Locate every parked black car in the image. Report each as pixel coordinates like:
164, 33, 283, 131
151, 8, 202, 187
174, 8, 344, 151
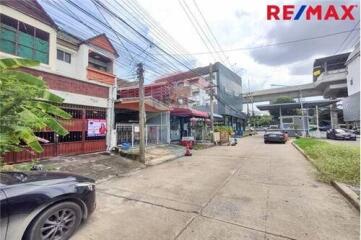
0, 171, 96, 240
326, 128, 357, 141
264, 131, 288, 144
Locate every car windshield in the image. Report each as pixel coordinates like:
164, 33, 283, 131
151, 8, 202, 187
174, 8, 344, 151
335, 129, 346, 133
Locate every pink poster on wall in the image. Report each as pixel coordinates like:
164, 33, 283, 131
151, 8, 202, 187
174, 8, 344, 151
87, 119, 107, 137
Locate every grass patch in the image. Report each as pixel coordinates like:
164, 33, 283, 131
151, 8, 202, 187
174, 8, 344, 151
294, 138, 360, 185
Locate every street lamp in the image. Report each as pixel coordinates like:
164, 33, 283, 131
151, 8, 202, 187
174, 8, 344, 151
270, 84, 307, 136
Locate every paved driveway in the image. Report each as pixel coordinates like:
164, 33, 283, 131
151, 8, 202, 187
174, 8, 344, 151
72, 135, 359, 240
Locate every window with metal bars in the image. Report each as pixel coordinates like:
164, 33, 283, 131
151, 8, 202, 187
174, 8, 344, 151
86, 110, 106, 119
58, 131, 82, 142
85, 132, 106, 140
62, 108, 82, 119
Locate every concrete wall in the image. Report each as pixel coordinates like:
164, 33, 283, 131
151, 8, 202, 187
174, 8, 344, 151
346, 50, 360, 96
343, 92, 360, 122
55, 44, 89, 80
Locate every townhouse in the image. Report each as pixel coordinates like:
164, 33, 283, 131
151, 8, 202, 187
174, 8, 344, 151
0, 0, 118, 163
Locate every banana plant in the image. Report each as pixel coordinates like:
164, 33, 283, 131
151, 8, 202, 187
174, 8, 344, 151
0, 58, 71, 155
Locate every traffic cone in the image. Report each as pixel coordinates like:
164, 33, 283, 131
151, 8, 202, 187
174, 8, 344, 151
184, 145, 192, 156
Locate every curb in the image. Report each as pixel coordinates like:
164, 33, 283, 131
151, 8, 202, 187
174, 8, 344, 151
291, 141, 320, 171
332, 181, 360, 211
292, 141, 360, 211
145, 152, 185, 166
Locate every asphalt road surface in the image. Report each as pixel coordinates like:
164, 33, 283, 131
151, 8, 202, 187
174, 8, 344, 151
73, 135, 359, 240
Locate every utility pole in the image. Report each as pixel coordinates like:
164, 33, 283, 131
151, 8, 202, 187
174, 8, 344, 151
137, 63, 145, 163
209, 63, 214, 133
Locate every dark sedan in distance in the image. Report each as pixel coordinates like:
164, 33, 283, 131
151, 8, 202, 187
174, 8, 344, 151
264, 131, 288, 144
326, 128, 357, 141
0, 171, 96, 240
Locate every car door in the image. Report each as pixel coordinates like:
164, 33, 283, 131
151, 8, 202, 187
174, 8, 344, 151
0, 189, 8, 240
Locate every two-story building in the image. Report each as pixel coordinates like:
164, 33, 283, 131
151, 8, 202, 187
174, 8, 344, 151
0, 0, 118, 163
156, 62, 247, 135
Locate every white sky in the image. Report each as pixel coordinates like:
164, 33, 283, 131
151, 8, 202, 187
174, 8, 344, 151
137, 0, 360, 94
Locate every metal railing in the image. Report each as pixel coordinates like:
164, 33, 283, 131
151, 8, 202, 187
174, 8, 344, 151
116, 123, 168, 147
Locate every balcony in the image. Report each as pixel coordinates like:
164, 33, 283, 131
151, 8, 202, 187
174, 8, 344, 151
87, 67, 116, 85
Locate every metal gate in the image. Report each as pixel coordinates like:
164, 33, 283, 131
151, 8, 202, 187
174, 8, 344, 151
116, 123, 168, 147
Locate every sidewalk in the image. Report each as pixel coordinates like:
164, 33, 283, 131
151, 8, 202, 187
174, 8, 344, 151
39, 153, 145, 182
26, 144, 186, 181
119, 144, 185, 166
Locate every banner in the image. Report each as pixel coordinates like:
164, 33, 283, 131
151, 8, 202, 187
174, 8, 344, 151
87, 119, 107, 137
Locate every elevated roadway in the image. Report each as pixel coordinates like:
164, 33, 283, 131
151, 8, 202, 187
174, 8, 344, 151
243, 69, 348, 103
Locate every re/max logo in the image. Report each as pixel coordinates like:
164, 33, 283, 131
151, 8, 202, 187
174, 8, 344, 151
267, 5, 357, 20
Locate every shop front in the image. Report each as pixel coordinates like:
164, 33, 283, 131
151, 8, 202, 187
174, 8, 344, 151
170, 106, 210, 142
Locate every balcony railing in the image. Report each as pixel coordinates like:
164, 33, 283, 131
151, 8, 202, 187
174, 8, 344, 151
87, 67, 116, 85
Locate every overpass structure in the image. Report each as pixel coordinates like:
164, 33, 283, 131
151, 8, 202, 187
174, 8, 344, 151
242, 69, 348, 104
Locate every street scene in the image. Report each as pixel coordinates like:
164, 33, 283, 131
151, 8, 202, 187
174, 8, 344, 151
72, 136, 359, 240
0, 0, 360, 240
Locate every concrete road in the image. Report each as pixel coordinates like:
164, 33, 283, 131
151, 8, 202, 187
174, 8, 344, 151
73, 136, 359, 240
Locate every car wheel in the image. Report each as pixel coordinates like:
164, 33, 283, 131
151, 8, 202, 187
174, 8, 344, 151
26, 201, 82, 240
264, 140, 268, 144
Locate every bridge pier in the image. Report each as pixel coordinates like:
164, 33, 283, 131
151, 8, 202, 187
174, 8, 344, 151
330, 102, 338, 128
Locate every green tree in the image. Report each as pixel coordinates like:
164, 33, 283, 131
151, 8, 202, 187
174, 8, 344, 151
248, 115, 272, 127
269, 96, 299, 119
0, 58, 71, 156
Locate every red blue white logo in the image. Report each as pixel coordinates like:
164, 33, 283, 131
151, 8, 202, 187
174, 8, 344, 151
267, 4, 358, 20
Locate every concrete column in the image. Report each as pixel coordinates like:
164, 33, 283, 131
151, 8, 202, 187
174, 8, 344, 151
315, 105, 321, 138
106, 85, 116, 151
330, 103, 338, 128
279, 107, 283, 130
167, 112, 171, 144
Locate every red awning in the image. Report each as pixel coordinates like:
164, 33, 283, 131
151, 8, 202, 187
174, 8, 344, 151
171, 107, 209, 118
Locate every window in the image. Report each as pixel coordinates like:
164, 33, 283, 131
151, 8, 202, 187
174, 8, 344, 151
62, 108, 82, 119
0, 14, 49, 64
88, 54, 110, 72
57, 49, 71, 63
58, 131, 82, 142
86, 110, 106, 119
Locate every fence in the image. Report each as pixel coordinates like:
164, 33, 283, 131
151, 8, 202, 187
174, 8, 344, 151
116, 123, 169, 147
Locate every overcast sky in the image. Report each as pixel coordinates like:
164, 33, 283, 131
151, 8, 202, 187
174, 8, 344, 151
136, 0, 360, 91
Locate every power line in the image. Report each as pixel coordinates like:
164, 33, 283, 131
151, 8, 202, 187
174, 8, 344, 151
192, 0, 229, 65
52, 0, 183, 76
43, 0, 244, 114
151, 28, 360, 56
334, 21, 360, 54
117, 0, 195, 68
178, 0, 217, 62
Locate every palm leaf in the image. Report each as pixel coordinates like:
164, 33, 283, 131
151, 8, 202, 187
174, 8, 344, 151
36, 102, 72, 119
14, 126, 43, 153
2, 70, 45, 87
0, 58, 39, 71
39, 90, 64, 103
43, 118, 69, 136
